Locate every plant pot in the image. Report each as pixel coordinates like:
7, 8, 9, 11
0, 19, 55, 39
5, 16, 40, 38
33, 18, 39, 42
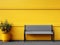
1, 32, 11, 42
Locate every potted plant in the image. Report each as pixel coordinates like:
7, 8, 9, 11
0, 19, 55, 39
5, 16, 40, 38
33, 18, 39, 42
0, 21, 12, 42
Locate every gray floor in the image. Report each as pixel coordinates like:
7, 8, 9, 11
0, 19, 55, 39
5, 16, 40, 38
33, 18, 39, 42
0, 41, 60, 45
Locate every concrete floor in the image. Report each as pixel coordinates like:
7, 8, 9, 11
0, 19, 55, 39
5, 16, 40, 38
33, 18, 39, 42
0, 41, 60, 45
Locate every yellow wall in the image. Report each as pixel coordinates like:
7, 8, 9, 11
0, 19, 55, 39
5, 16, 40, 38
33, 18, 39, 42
26, 34, 51, 40
0, 0, 60, 40
0, 0, 60, 9
0, 10, 60, 40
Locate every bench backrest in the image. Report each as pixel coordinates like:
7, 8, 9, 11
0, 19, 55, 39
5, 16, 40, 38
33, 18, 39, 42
25, 25, 52, 31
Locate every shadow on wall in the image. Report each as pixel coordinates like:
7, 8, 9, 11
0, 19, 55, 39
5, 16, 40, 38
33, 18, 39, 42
26, 34, 51, 40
